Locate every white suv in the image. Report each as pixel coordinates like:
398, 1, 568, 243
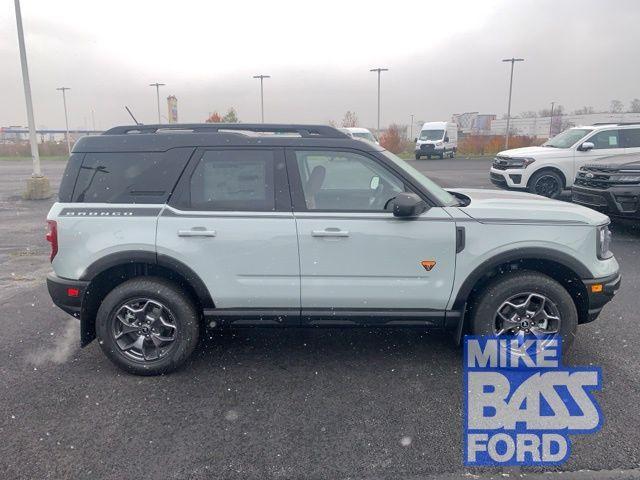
490, 123, 640, 198
46, 123, 620, 375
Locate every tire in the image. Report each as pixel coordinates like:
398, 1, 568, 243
528, 170, 564, 199
439, 152, 445, 159
415, 153, 421, 160
426, 154, 432, 160
450, 150, 456, 159
469, 270, 577, 352
96, 277, 200, 375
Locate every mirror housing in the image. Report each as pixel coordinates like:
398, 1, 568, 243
414, 137, 418, 143
444, 136, 450, 142
391, 192, 428, 218
579, 141, 594, 151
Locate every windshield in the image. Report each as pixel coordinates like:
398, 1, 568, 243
543, 128, 592, 148
381, 150, 458, 206
419, 129, 445, 141
352, 131, 376, 142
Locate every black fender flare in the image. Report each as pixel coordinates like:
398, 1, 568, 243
80, 250, 214, 308
451, 247, 592, 312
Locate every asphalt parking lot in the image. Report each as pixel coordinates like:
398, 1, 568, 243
1, 157, 639, 479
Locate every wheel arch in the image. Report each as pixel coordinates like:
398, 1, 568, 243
79, 251, 214, 346
451, 248, 591, 336
527, 166, 567, 190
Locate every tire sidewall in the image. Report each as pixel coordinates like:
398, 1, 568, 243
96, 278, 199, 375
529, 170, 563, 199
470, 271, 577, 351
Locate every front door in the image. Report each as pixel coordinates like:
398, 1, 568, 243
576, 129, 624, 175
156, 147, 300, 324
287, 148, 457, 326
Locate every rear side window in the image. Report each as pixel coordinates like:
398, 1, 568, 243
621, 128, 640, 148
72, 148, 192, 203
188, 149, 275, 211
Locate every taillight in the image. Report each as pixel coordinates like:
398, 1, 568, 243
46, 220, 58, 262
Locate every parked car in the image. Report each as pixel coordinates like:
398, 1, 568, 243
47, 123, 620, 375
490, 123, 640, 198
339, 127, 379, 144
572, 153, 640, 219
414, 121, 458, 159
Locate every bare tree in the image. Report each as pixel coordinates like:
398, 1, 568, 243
573, 106, 595, 115
610, 100, 624, 113
520, 111, 538, 118
629, 99, 640, 113
341, 111, 359, 128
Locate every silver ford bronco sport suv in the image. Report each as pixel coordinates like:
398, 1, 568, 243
46, 124, 621, 375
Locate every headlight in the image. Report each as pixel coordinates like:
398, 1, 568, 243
508, 157, 536, 168
597, 224, 613, 260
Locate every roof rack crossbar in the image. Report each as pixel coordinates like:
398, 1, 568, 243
103, 123, 349, 138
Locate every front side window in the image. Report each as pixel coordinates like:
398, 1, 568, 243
352, 132, 376, 143
295, 150, 405, 211
543, 128, 592, 148
587, 130, 620, 149
419, 129, 444, 141
189, 150, 275, 211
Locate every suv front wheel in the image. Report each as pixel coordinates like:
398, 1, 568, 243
528, 170, 564, 198
96, 277, 200, 375
470, 270, 577, 352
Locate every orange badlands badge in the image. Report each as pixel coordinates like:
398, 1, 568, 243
421, 260, 436, 271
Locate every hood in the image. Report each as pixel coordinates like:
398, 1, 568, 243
497, 146, 565, 158
448, 188, 609, 226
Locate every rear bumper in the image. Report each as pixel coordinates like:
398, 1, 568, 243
47, 273, 88, 318
572, 184, 640, 218
581, 272, 621, 323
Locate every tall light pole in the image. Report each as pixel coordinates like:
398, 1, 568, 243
548, 101, 556, 138
56, 87, 71, 154
253, 74, 270, 123
502, 57, 524, 149
370, 67, 388, 134
410, 114, 415, 140
13, 0, 50, 198
149, 82, 165, 124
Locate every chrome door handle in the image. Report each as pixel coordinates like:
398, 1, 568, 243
311, 228, 350, 238
178, 228, 217, 237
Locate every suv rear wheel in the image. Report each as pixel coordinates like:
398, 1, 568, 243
528, 170, 563, 198
96, 277, 200, 375
470, 270, 577, 352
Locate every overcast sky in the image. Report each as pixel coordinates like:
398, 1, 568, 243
1, 0, 639, 130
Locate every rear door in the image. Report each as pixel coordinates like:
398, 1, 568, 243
287, 148, 457, 326
621, 128, 640, 154
156, 147, 300, 324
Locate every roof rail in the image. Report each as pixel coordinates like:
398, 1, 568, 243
591, 122, 640, 126
102, 123, 349, 138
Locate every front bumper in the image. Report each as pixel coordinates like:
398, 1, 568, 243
47, 273, 88, 318
489, 167, 526, 188
581, 272, 621, 323
572, 184, 640, 218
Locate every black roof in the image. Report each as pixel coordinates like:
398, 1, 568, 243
74, 123, 383, 153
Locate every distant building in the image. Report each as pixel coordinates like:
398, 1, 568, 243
452, 113, 497, 135
453, 112, 640, 139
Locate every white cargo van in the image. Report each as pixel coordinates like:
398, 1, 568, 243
415, 121, 458, 159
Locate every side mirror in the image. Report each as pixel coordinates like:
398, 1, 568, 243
579, 141, 594, 151
369, 175, 380, 190
391, 192, 428, 218
444, 136, 450, 142
414, 137, 418, 143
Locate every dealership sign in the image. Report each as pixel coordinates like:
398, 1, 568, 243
463, 336, 602, 466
